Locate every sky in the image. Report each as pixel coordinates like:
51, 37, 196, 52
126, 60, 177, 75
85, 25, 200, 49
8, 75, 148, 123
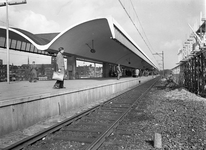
0, 0, 205, 69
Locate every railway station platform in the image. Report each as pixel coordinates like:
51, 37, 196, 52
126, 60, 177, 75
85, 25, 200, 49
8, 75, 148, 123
0, 76, 155, 137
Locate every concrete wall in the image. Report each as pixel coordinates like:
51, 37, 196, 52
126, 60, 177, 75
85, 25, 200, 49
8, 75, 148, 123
0, 77, 149, 137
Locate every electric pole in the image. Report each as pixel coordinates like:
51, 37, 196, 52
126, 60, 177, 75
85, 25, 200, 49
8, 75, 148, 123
0, 0, 26, 83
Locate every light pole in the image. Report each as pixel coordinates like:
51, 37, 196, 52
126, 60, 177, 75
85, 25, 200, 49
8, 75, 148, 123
153, 51, 164, 77
0, 0, 26, 83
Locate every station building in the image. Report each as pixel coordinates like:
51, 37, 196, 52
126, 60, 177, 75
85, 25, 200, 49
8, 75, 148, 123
0, 17, 158, 137
0, 17, 158, 79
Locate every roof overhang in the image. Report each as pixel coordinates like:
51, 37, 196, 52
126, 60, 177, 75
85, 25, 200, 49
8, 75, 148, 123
0, 17, 157, 69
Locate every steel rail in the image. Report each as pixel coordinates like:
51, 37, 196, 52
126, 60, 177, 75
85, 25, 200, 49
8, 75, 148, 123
3, 77, 159, 150
86, 78, 158, 150
3, 104, 100, 150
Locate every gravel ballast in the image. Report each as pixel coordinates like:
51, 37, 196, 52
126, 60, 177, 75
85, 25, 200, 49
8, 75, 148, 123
99, 79, 206, 150
1, 78, 206, 149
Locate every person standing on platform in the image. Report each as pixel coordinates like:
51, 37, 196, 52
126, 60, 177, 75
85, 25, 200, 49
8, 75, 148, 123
53, 47, 66, 89
116, 64, 122, 80
29, 61, 37, 82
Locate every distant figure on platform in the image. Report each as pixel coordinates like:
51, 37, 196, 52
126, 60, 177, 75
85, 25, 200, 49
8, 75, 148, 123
133, 69, 139, 78
29, 61, 37, 82
116, 64, 122, 80
53, 47, 65, 89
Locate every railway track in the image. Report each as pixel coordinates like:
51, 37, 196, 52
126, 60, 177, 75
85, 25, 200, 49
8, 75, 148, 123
3, 77, 158, 150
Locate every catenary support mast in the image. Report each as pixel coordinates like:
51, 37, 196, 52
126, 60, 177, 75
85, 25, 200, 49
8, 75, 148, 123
0, 0, 26, 83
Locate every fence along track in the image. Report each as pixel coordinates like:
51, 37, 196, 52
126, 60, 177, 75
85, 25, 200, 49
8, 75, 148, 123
3, 77, 159, 150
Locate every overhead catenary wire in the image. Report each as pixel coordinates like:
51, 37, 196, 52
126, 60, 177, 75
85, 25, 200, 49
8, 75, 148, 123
129, 0, 160, 68
118, 0, 160, 68
129, 0, 155, 55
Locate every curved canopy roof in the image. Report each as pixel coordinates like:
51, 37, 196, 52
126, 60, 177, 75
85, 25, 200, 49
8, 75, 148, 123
0, 17, 157, 69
